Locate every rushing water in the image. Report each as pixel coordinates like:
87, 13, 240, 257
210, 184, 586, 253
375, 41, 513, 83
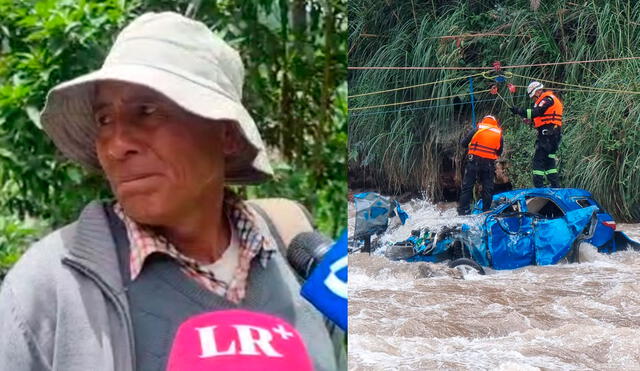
348, 199, 640, 370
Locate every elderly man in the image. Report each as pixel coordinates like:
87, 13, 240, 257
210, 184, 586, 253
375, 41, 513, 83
0, 12, 344, 371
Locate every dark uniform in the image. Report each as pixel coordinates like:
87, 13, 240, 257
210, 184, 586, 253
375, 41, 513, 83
457, 115, 504, 215
512, 90, 563, 188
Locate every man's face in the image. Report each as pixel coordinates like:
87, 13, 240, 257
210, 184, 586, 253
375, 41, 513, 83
94, 81, 238, 225
532, 89, 542, 100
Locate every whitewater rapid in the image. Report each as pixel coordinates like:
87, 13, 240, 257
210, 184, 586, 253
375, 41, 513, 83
348, 199, 640, 370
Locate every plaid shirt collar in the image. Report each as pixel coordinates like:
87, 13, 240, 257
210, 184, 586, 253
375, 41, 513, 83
113, 189, 275, 304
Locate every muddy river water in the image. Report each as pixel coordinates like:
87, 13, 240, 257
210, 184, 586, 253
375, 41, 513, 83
348, 199, 640, 370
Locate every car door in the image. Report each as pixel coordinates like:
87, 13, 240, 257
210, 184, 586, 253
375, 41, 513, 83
532, 206, 598, 265
480, 199, 536, 270
484, 211, 536, 269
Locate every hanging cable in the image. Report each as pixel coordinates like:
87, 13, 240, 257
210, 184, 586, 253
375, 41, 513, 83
469, 77, 476, 128
510, 72, 640, 95
350, 89, 492, 111
348, 72, 483, 98
348, 56, 640, 71
349, 94, 531, 117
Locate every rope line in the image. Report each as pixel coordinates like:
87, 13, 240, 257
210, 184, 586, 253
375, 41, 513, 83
348, 57, 640, 114
481, 71, 513, 80
490, 90, 498, 112
349, 66, 492, 71
510, 72, 640, 95
350, 89, 492, 111
348, 56, 640, 71
348, 72, 483, 98
469, 77, 476, 129
349, 94, 531, 117
495, 90, 510, 106
349, 69, 638, 100
503, 56, 640, 69
510, 84, 638, 95
425, 32, 527, 39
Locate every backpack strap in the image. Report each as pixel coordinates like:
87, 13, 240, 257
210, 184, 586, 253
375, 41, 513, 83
246, 198, 316, 257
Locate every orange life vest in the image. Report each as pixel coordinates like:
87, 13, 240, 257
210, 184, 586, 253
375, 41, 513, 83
533, 90, 563, 128
468, 115, 502, 160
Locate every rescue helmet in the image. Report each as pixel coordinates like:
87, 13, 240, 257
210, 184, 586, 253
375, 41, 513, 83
481, 114, 500, 127
527, 81, 544, 98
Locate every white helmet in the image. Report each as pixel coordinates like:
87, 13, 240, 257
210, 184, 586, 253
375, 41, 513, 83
527, 81, 544, 98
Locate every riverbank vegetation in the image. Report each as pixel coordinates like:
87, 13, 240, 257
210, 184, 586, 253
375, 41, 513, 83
349, 0, 640, 221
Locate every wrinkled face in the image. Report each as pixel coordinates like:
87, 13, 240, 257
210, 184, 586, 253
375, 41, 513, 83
93, 81, 239, 225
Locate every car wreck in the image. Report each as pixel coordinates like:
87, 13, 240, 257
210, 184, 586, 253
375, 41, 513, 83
353, 189, 640, 274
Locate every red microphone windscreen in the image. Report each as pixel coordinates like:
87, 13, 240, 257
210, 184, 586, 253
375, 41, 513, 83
166, 310, 313, 371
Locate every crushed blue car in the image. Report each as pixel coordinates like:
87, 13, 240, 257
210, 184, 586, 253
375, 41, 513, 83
379, 188, 640, 273
352, 192, 408, 252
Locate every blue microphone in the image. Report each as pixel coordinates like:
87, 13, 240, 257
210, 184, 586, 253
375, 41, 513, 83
287, 231, 347, 331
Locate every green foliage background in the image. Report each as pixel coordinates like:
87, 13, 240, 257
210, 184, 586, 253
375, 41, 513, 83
0, 0, 347, 277
349, 0, 640, 221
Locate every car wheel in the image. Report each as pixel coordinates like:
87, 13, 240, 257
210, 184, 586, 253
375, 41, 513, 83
448, 258, 486, 275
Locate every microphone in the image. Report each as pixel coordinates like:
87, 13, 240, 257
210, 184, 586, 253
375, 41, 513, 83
287, 231, 348, 331
287, 232, 334, 279
166, 310, 313, 371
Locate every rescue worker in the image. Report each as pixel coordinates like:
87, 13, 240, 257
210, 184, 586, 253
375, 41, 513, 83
510, 81, 563, 188
457, 115, 504, 215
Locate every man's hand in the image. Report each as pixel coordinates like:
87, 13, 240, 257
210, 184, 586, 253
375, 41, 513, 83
510, 106, 524, 116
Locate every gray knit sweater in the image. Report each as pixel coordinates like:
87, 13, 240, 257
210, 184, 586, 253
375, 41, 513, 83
0, 201, 345, 371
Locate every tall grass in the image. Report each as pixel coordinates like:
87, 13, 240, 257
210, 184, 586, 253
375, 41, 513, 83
349, 0, 640, 221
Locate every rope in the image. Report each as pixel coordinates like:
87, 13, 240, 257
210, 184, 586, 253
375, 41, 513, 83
554, 87, 639, 94
348, 72, 483, 98
490, 91, 498, 113
502, 56, 640, 69
350, 89, 492, 111
348, 56, 640, 71
349, 66, 493, 71
495, 90, 510, 106
469, 77, 476, 129
349, 94, 531, 117
510, 72, 640, 95
511, 84, 637, 95
481, 71, 513, 80
425, 32, 527, 40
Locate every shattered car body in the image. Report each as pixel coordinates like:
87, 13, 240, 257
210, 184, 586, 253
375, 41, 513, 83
352, 192, 409, 252
384, 188, 640, 271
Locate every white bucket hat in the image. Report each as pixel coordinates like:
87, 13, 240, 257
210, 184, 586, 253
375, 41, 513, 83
40, 11, 273, 184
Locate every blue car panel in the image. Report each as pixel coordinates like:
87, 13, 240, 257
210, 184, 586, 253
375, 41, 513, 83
533, 206, 596, 265
474, 188, 622, 252
485, 214, 535, 269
